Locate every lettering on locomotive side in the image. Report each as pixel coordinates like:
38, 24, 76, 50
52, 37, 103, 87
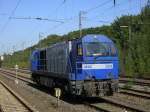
82, 64, 113, 69
105, 64, 113, 69
83, 64, 92, 69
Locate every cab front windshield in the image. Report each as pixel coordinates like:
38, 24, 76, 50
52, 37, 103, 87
84, 42, 110, 57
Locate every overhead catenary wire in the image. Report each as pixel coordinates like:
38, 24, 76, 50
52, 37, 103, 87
44, 18, 74, 35
9, 17, 65, 23
1, 0, 145, 55
0, 13, 7, 16
51, 0, 67, 19
44, 0, 115, 36
0, 0, 109, 54
85, 19, 112, 24
56, 0, 67, 10
45, 0, 113, 31
74, 0, 114, 37
86, 0, 126, 23
25, 0, 68, 42
0, 0, 22, 33
21, 0, 114, 39
85, 0, 111, 14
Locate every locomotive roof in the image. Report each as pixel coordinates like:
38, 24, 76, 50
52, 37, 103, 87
33, 34, 113, 53
81, 34, 113, 43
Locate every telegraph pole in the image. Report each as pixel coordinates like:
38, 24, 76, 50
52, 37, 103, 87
79, 11, 86, 38
39, 32, 44, 48
12, 45, 16, 66
79, 11, 82, 37
21, 42, 25, 64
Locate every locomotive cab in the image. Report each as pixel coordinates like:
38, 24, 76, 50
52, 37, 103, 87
70, 35, 119, 97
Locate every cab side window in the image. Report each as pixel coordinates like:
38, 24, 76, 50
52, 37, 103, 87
77, 44, 83, 56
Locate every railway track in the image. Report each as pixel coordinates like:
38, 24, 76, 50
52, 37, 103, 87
0, 79, 37, 112
1, 68, 150, 112
84, 100, 132, 112
1, 68, 150, 98
0, 69, 99, 112
5, 67, 150, 87
120, 86, 150, 98
119, 78, 150, 86
4, 68, 31, 74
84, 94, 150, 112
0, 69, 33, 84
121, 75, 150, 80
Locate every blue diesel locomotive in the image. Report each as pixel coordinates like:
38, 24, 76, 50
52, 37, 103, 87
31, 34, 119, 97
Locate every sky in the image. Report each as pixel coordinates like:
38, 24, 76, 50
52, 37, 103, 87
0, 0, 148, 55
